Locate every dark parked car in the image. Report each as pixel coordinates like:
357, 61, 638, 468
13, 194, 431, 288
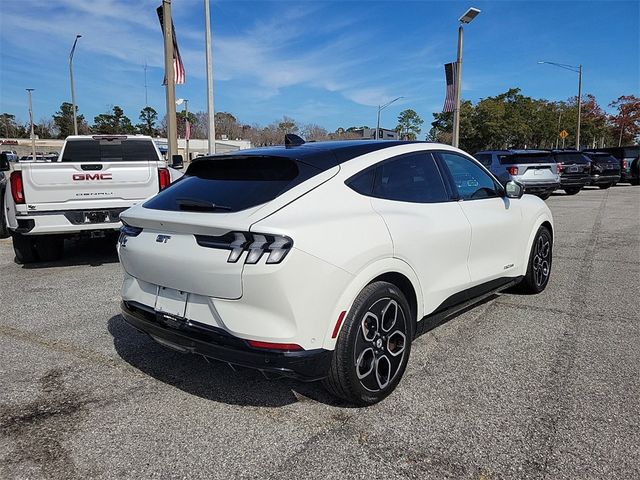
474, 150, 560, 199
583, 152, 621, 189
551, 150, 591, 195
584, 146, 639, 185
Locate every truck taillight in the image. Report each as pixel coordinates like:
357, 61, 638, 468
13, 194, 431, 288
10, 171, 25, 204
556, 163, 564, 173
622, 160, 628, 169
507, 166, 518, 176
158, 168, 170, 191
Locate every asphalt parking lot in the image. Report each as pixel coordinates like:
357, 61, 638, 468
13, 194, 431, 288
1, 185, 639, 480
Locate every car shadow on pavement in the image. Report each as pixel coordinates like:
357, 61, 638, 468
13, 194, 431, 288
21, 237, 119, 269
107, 314, 351, 408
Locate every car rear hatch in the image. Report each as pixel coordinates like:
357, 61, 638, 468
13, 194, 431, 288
22, 136, 160, 207
586, 154, 621, 174
499, 152, 558, 182
554, 152, 590, 175
119, 154, 337, 300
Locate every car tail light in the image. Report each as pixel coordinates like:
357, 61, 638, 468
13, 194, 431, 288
158, 168, 170, 191
622, 160, 628, 170
10, 171, 25, 204
120, 222, 143, 237
246, 340, 303, 351
556, 163, 564, 173
507, 166, 518, 176
195, 232, 293, 264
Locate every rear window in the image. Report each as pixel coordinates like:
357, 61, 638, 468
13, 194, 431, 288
498, 153, 554, 165
554, 153, 589, 164
143, 156, 319, 213
585, 153, 618, 163
61, 138, 159, 162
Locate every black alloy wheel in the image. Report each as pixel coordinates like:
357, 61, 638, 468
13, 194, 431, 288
323, 281, 413, 405
519, 226, 553, 294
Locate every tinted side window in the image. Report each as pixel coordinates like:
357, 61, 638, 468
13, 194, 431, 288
439, 153, 499, 200
347, 168, 375, 195
371, 152, 449, 203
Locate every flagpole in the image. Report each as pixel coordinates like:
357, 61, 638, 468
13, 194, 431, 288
162, 0, 178, 160
204, 0, 216, 154
185, 99, 189, 161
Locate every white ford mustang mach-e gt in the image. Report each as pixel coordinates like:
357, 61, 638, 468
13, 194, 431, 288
118, 139, 553, 405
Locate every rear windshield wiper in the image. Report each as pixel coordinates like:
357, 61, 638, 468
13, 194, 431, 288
176, 198, 232, 212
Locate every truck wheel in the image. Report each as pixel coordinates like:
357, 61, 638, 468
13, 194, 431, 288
34, 235, 64, 262
563, 187, 580, 195
12, 233, 38, 264
322, 281, 413, 406
599, 184, 612, 190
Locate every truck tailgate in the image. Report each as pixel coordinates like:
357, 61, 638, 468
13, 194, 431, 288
21, 161, 157, 207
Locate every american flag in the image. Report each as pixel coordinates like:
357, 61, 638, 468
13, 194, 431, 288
157, 6, 186, 85
443, 62, 457, 113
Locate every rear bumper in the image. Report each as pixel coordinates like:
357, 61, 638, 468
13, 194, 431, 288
121, 301, 332, 381
560, 174, 590, 188
590, 173, 621, 185
11, 208, 127, 235
520, 181, 559, 194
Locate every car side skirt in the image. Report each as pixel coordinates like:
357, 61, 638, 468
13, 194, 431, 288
415, 276, 523, 337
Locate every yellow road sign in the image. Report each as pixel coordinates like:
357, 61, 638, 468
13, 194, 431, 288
559, 130, 569, 139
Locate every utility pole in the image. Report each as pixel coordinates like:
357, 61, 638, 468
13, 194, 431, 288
184, 99, 189, 160
69, 34, 82, 135
576, 64, 582, 149
144, 60, 149, 108
162, 0, 178, 160
204, 0, 216, 153
26, 89, 36, 160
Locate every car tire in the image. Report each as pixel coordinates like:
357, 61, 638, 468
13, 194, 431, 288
518, 226, 552, 294
34, 235, 64, 262
323, 281, 413, 406
599, 184, 612, 189
12, 233, 38, 264
0, 197, 9, 239
537, 192, 552, 200
563, 187, 580, 195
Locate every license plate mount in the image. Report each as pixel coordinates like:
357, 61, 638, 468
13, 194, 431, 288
84, 210, 109, 223
155, 286, 188, 318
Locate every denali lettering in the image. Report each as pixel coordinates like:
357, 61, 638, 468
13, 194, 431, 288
72, 173, 113, 181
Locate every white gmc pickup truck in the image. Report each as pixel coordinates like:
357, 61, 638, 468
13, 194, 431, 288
0, 135, 180, 263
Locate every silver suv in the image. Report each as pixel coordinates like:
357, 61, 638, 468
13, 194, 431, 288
474, 150, 560, 199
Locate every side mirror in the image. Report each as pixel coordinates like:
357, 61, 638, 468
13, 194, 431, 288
0, 153, 10, 172
171, 154, 184, 170
505, 180, 524, 199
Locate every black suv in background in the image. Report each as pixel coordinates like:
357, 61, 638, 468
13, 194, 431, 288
584, 146, 639, 185
551, 150, 591, 195
583, 152, 621, 189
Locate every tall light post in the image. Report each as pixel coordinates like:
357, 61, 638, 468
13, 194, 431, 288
538, 61, 583, 149
376, 96, 403, 140
176, 98, 189, 160
204, 0, 216, 153
69, 34, 82, 136
452, 7, 480, 148
26, 89, 36, 161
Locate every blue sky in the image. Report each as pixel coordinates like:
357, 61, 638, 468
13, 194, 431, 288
0, 0, 638, 132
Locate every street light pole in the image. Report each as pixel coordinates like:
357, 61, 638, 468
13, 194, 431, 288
376, 96, 403, 140
26, 89, 36, 161
452, 7, 480, 148
69, 34, 81, 136
538, 61, 583, 149
204, 0, 216, 154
